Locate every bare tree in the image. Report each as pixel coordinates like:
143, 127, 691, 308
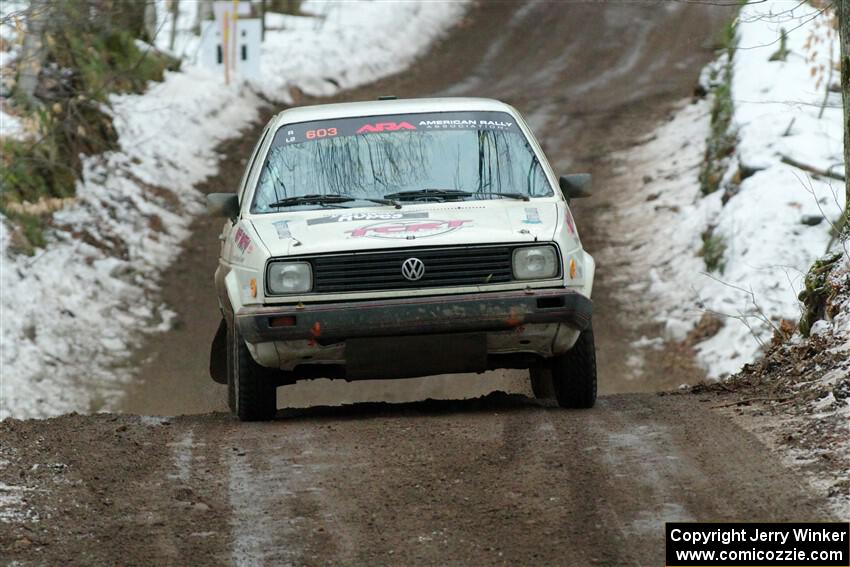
838, 0, 849, 234
169, 0, 180, 52
197, 0, 213, 24
16, 1, 46, 105
260, 0, 266, 41
143, 1, 158, 43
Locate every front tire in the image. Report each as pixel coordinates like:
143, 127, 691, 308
550, 326, 597, 409
228, 319, 277, 421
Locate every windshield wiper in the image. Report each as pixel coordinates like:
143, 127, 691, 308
269, 194, 401, 209
383, 189, 531, 203
482, 192, 530, 201
268, 194, 351, 208
359, 196, 402, 209
383, 189, 474, 202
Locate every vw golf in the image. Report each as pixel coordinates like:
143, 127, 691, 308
207, 97, 596, 420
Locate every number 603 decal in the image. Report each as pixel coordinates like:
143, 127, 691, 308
305, 127, 338, 139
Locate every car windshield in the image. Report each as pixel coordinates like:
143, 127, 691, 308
251, 111, 553, 213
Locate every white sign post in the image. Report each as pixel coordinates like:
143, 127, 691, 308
199, 1, 261, 83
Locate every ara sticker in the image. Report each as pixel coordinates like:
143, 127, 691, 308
523, 207, 542, 224
307, 211, 428, 226
347, 219, 471, 239
273, 220, 292, 239
356, 121, 416, 134
234, 227, 254, 254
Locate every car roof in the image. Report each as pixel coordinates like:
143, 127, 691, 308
271, 97, 517, 126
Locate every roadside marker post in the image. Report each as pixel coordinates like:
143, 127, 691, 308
200, 1, 261, 83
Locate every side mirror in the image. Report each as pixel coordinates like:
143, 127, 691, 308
207, 193, 240, 219
559, 174, 592, 200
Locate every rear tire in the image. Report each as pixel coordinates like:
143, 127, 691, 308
550, 326, 597, 409
529, 367, 555, 399
228, 319, 276, 421
226, 323, 236, 413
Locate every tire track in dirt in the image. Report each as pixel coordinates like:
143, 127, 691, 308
0, 397, 833, 565
206, 394, 830, 566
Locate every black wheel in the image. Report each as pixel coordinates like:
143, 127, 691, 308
228, 318, 277, 421
550, 327, 597, 409
529, 367, 555, 399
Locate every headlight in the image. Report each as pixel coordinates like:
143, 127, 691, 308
513, 246, 558, 280
266, 261, 312, 294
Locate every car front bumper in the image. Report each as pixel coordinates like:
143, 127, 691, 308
235, 288, 592, 344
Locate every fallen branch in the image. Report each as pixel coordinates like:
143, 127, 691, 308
781, 155, 846, 181
711, 395, 794, 409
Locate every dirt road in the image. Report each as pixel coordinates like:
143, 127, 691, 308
0, 394, 834, 566
1, 2, 838, 566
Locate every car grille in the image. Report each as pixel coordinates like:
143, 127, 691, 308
307, 245, 522, 294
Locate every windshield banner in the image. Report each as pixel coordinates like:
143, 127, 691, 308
274, 111, 521, 146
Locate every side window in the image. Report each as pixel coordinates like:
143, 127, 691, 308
237, 125, 272, 204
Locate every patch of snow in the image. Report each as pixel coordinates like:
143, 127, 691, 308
0, 70, 263, 420
625, 352, 645, 378
255, 1, 470, 101
1, 2, 470, 419
0, 108, 25, 138
0, 482, 38, 523
811, 391, 835, 412
631, 336, 665, 350
227, 444, 298, 566
0, 2, 27, 139
810, 319, 831, 336
610, 0, 846, 379
138, 415, 171, 427
167, 430, 196, 483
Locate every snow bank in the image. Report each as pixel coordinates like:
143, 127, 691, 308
0, 1, 469, 419
152, 0, 469, 100
256, 1, 467, 100
614, 0, 846, 378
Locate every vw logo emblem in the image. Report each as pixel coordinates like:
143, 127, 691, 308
401, 257, 425, 281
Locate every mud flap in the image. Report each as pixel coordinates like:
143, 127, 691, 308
210, 318, 228, 384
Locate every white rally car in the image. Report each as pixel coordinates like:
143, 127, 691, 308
208, 97, 596, 421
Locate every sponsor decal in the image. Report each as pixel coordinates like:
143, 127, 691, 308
347, 219, 471, 239
305, 127, 337, 139
273, 220, 292, 239
565, 208, 576, 235
356, 121, 416, 134
523, 207, 542, 224
418, 119, 514, 131
277, 111, 522, 145
307, 211, 428, 226
234, 227, 254, 255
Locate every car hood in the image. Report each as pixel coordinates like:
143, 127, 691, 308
249, 200, 561, 257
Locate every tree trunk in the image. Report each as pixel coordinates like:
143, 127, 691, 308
169, 0, 179, 51
261, 0, 266, 41
198, 0, 213, 23
16, 1, 46, 105
143, 1, 158, 43
839, 0, 849, 236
